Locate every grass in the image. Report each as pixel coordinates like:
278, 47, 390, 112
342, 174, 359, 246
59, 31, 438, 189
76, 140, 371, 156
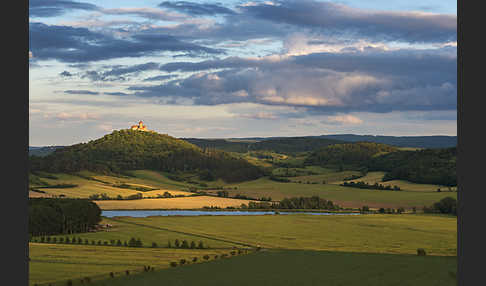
94, 196, 256, 210
332, 171, 458, 192
106, 214, 456, 256
37, 216, 239, 249
87, 249, 457, 286
224, 177, 456, 208
29, 243, 235, 286
29, 169, 456, 209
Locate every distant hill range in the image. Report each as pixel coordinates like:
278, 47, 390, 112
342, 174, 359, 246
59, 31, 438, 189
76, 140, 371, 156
185, 134, 456, 153
30, 134, 456, 157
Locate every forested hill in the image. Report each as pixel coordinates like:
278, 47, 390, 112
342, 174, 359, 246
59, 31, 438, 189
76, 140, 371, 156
305, 142, 398, 168
183, 137, 344, 154
317, 134, 456, 149
306, 142, 456, 186
29, 130, 264, 183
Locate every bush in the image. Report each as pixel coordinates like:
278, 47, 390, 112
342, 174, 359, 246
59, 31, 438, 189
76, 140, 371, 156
125, 270, 130, 275
117, 239, 122, 246
203, 255, 210, 260
181, 240, 189, 249
192, 257, 198, 262
417, 248, 426, 256
190, 241, 196, 249
67, 280, 73, 286
170, 262, 178, 267
198, 241, 204, 249
109, 272, 114, 278
179, 259, 186, 265
151, 242, 158, 248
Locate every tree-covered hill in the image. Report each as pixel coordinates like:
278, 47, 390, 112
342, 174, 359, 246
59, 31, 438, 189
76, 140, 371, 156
367, 147, 456, 186
306, 142, 456, 186
183, 137, 344, 154
305, 142, 398, 168
249, 137, 344, 154
29, 130, 264, 183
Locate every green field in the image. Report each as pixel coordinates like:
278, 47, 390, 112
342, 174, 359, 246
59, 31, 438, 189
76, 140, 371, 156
29, 243, 236, 286
222, 177, 456, 208
30, 213, 457, 285
88, 250, 457, 286
38, 217, 240, 249
30, 169, 457, 209
41, 214, 455, 256
333, 171, 458, 193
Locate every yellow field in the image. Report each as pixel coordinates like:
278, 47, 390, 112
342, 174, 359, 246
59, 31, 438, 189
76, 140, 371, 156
332, 171, 457, 192
28, 171, 193, 199
94, 196, 255, 210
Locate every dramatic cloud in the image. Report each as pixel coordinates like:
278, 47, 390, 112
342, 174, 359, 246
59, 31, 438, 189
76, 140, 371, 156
29, 22, 223, 63
29, 0, 100, 18
239, 0, 456, 43
125, 48, 456, 113
158, 1, 236, 15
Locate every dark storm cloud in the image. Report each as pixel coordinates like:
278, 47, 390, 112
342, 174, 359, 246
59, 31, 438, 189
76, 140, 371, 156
59, 71, 73, 77
239, 0, 456, 43
29, 22, 223, 63
64, 90, 100, 95
29, 0, 100, 18
158, 1, 236, 15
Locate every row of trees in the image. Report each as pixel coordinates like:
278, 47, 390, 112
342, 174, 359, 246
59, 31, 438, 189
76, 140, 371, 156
241, 196, 339, 210
423, 197, 457, 215
341, 181, 401, 191
29, 198, 101, 236
31, 236, 144, 247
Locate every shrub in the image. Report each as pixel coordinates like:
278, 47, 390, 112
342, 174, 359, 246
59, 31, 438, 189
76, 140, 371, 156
179, 259, 186, 265
67, 280, 73, 286
214, 255, 218, 259
190, 241, 196, 249
78, 238, 83, 244
192, 257, 198, 262
170, 262, 178, 267
109, 272, 114, 278
104, 241, 108, 246
181, 240, 189, 249
198, 241, 204, 249
40, 237, 45, 243
85, 239, 89, 245
417, 248, 426, 256
174, 239, 180, 248
65, 237, 70, 244
151, 242, 158, 248
203, 255, 210, 260
59, 237, 64, 243
52, 237, 57, 243
125, 270, 130, 275
84, 277, 91, 283
117, 239, 122, 246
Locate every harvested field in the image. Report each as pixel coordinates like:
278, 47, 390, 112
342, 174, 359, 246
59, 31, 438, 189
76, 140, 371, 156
95, 196, 255, 210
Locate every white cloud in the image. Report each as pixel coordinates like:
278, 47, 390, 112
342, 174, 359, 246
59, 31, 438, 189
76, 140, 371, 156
326, 114, 363, 125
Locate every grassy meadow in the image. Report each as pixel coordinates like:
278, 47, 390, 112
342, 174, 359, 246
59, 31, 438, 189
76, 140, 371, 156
106, 214, 456, 256
29, 243, 236, 286
87, 250, 457, 286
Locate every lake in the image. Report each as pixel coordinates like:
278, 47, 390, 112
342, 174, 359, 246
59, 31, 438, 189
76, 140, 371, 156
102, 210, 361, 217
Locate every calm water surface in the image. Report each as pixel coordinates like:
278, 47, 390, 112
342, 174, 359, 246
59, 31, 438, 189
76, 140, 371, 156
102, 210, 361, 217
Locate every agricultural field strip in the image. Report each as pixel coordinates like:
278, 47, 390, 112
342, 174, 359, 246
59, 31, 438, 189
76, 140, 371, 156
110, 218, 256, 248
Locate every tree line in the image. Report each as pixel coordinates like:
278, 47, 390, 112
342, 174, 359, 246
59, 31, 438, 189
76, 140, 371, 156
341, 181, 400, 191
241, 196, 339, 210
29, 198, 101, 236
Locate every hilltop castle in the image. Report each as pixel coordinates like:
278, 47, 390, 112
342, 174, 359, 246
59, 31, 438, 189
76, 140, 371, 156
130, 121, 149, 131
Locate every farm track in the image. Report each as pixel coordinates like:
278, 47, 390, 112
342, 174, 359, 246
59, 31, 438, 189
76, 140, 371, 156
109, 218, 257, 248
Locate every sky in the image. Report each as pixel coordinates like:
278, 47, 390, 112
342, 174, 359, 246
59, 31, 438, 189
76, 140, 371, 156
29, 0, 457, 146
